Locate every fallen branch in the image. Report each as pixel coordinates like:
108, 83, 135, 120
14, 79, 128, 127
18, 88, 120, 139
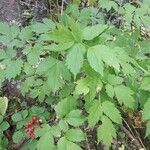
120, 125, 143, 149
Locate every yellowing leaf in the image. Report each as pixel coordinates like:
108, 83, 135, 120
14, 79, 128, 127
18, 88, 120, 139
0, 97, 8, 116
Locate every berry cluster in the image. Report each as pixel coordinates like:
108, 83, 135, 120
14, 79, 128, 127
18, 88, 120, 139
25, 117, 41, 139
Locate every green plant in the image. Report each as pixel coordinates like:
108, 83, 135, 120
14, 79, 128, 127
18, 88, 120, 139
0, 1, 150, 149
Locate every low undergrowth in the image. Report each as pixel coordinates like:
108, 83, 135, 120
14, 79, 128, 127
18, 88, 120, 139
0, 0, 150, 149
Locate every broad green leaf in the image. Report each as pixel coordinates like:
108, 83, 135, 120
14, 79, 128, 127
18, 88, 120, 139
16, 120, 26, 130
89, 0, 97, 4
0, 97, 8, 116
12, 131, 24, 144
87, 100, 102, 127
19, 26, 33, 41
83, 24, 108, 40
97, 116, 116, 147
26, 43, 43, 65
12, 113, 22, 122
37, 132, 55, 150
0, 121, 10, 131
106, 74, 124, 86
73, 0, 81, 5
0, 71, 5, 88
114, 85, 135, 108
142, 98, 150, 121
23, 62, 35, 75
66, 16, 82, 42
50, 125, 61, 137
59, 84, 73, 99
105, 84, 114, 98
66, 43, 85, 78
4, 59, 23, 80
49, 24, 74, 43
102, 101, 122, 124
78, 8, 92, 28
97, 45, 120, 71
58, 120, 69, 132
0, 115, 3, 124
0, 23, 20, 46
83, 63, 103, 89
44, 42, 74, 52
121, 62, 136, 76
140, 77, 150, 92
21, 77, 35, 94
36, 56, 57, 74
114, 47, 135, 63
37, 82, 51, 102
10, 25, 20, 38
99, 0, 118, 11
0, 22, 10, 35
65, 129, 85, 142
66, 4, 80, 18
55, 97, 76, 118
145, 121, 150, 137
47, 61, 70, 91
65, 110, 85, 127
31, 20, 55, 34
36, 56, 70, 91
42, 18, 56, 30
87, 45, 120, 75
87, 47, 104, 76
21, 110, 28, 119
74, 78, 90, 95
0, 51, 7, 60
57, 137, 82, 150
36, 124, 51, 137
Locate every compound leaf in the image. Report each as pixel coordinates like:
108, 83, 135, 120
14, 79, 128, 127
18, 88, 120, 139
114, 85, 135, 108
97, 116, 116, 148
87, 100, 102, 127
66, 43, 85, 78
102, 101, 122, 124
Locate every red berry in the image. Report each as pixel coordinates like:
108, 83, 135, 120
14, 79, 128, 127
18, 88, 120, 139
25, 128, 30, 133
32, 117, 40, 123
29, 132, 33, 136
26, 121, 33, 127
29, 132, 35, 139
35, 118, 40, 123
32, 117, 37, 122
31, 125, 35, 130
